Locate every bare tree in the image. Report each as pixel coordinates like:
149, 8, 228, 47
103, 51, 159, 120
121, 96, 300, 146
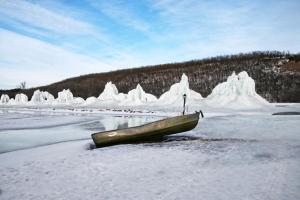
18, 81, 26, 89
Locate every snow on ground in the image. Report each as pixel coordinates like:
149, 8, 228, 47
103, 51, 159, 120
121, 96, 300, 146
0, 105, 300, 200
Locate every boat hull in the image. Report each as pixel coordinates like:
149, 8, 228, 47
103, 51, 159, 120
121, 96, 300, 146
91, 112, 200, 147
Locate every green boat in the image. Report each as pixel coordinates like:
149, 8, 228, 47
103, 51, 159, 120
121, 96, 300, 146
91, 111, 203, 147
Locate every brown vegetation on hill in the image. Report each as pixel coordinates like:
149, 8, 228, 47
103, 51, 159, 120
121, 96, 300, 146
1, 51, 300, 102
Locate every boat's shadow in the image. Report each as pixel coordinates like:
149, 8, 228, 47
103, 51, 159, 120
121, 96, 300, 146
88, 135, 256, 150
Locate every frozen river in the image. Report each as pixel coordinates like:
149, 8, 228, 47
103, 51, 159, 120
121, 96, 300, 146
0, 107, 300, 200
0, 109, 161, 153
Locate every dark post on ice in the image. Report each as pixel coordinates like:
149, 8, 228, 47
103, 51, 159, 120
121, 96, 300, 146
183, 94, 187, 115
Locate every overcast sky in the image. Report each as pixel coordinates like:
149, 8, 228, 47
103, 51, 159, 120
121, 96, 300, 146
0, 0, 299, 89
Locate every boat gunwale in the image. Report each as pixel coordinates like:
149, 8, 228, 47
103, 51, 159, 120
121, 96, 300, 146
93, 119, 199, 147
91, 112, 200, 137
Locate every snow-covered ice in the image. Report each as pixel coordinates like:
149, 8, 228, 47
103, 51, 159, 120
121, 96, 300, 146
0, 71, 298, 199
0, 104, 300, 200
0, 109, 160, 153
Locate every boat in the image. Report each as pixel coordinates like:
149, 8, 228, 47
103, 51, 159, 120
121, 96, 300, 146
91, 111, 203, 147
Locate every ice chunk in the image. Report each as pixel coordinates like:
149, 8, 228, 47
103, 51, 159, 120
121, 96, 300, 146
30, 90, 54, 104
14, 93, 28, 104
98, 82, 119, 101
115, 93, 127, 101
121, 84, 157, 106
0, 94, 10, 104
72, 97, 85, 105
55, 89, 74, 104
85, 96, 98, 105
157, 73, 202, 106
205, 71, 270, 109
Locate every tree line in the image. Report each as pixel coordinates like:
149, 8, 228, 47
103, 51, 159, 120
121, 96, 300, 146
1, 51, 300, 102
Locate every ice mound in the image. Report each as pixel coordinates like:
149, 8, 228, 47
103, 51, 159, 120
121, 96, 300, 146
14, 93, 28, 104
85, 96, 98, 105
72, 97, 85, 105
30, 90, 55, 104
98, 82, 119, 101
205, 71, 269, 109
115, 93, 127, 101
157, 73, 202, 106
55, 89, 74, 104
97, 82, 128, 106
121, 84, 157, 106
0, 94, 10, 104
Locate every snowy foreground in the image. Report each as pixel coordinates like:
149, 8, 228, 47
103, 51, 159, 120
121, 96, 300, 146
0, 104, 300, 200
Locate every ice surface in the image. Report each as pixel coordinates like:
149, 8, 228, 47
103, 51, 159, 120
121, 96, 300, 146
0, 109, 160, 153
0, 107, 299, 200
0, 110, 94, 132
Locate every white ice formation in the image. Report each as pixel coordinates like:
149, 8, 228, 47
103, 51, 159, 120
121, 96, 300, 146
30, 90, 55, 104
97, 82, 128, 105
55, 89, 74, 104
158, 73, 202, 106
85, 96, 98, 105
121, 84, 157, 106
72, 97, 85, 104
98, 82, 119, 101
0, 72, 271, 110
14, 93, 28, 104
205, 71, 269, 109
0, 94, 10, 104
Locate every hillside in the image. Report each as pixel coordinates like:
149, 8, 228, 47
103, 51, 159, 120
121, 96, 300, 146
1, 51, 300, 102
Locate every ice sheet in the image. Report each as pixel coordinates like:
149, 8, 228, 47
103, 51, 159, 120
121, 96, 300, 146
0, 107, 299, 200
0, 110, 160, 153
